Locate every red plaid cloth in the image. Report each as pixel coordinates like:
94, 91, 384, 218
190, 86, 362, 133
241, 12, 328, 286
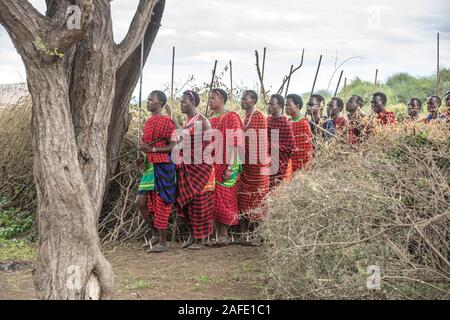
291, 118, 313, 173
176, 116, 213, 208
147, 191, 172, 230
142, 115, 176, 163
213, 183, 239, 226
377, 111, 396, 126
177, 191, 213, 239
210, 111, 243, 226
210, 112, 243, 180
238, 111, 270, 214
268, 115, 294, 189
334, 116, 348, 131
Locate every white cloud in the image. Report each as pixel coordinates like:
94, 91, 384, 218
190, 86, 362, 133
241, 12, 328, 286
0, 0, 448, 97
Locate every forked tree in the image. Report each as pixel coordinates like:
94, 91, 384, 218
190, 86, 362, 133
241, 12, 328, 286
0, 0, 165, 299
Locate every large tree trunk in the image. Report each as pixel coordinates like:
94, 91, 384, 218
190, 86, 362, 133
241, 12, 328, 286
0, 0, 165, 299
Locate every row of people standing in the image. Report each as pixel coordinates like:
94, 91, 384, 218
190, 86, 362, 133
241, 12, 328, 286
135, 89, 449, 253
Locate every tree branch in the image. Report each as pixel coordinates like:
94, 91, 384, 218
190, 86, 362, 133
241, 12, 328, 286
0, 0, 94, 57
45, 0, 94, 51
255, 50, 268, 108
0, 0, 51, 43
277, 49, 305, 95
115, 0, 161, 67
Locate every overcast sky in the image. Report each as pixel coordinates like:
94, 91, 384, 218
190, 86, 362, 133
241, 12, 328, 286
0, 0, 449, 97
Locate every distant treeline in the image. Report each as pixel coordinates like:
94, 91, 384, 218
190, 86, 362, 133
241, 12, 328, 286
306, 67, 449, 106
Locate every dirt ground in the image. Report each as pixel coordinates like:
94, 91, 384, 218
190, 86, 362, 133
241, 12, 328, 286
0, 243, 265, 300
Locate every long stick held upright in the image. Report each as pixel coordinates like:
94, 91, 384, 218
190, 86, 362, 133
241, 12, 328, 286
229, 60, 233, 101
374, 68, 379, 88
262, 47, 267, 82
204, 60, 218, 117
171, 46, 175, 103
261, 47, 267, 98
334, 70, 344, 97
311, 54, 323, 96
137, 37, 144, 158
436, 32, 440, 95
282, 64, 294, 115
170, 46, 175, 118
343, 77, 348, 97
284, 65, 294, 98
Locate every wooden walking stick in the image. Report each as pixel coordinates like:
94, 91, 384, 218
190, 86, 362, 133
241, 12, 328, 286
310, 54, 323, 96
284, 65, 294, 98
171, 46, 175, 103
343, 77, 347, 97
204, 60, 218, 117
262, 47, 267, 84
169, 46, 175, 118
229, 60, 233, 101
257, 47, 267, 99
334, 70, 344, 97
436, 32, 440, 96
281, 65, 294, 115
255, 50, 268, 109
307, 54, 323, 118
374, 68, 379, 88
137, 37, 145, 158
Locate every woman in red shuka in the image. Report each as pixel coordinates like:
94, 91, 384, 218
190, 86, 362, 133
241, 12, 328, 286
136, 91, 177, 253
237, 90, 270, 237
175, 90, 215, 250
209, 88, 243, 245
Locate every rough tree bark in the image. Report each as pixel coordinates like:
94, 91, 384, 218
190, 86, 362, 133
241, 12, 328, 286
0, 0, 165, 299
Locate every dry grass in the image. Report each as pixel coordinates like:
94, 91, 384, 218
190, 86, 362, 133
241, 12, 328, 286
261, 122, 450, 299
0, 97, 34, 214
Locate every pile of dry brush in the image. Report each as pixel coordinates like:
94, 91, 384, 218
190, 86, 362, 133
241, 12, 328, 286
260, 122, 450, 299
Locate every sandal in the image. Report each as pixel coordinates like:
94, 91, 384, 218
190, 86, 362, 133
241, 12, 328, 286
182, 236, 195, 249
146, 244, 168, 253
185, 242, 205, 250
205, 237, 218, 247
143, 236, 160, 248
216, 237, 231, 247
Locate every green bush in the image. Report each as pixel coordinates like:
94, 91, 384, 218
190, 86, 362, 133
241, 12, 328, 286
0, 198, 33, 240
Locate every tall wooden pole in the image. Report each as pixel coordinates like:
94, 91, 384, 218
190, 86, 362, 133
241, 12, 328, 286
436, 32, 440, 96
311, 54, 323, 96
343, 77, 347, 97
229, 60, 233, 101
169, 46, 175, 119
261, 47, 267, 97
171, 46, 175, 104
262, 47, 267, 82
374, 68, 379, 88
137, 38, 144, 157
334, 70, 344, 97
284, 65, 294, 98
205, 60, 218, 117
